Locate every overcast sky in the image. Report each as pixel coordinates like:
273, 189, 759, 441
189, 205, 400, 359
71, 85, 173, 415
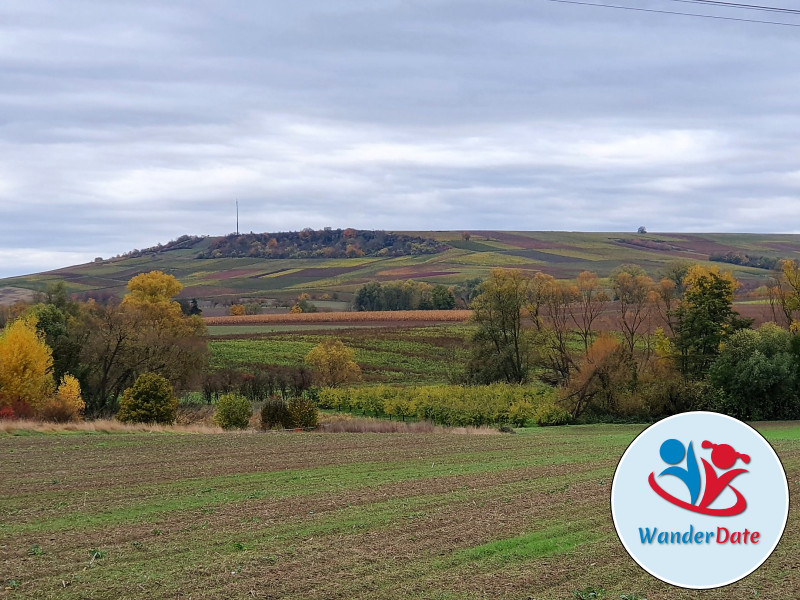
1, 0, 800, 277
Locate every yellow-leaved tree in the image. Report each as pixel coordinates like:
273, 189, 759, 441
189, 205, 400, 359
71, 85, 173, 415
40, 375, 85, 422
124, 270, 183, 307
0, 316, 55, 418
305, 339, 362, 387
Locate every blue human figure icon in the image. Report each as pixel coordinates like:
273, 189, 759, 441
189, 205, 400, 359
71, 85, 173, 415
658, 439, 701, 505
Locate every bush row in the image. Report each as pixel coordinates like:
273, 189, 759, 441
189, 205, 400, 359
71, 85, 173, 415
317, 383, 569, 427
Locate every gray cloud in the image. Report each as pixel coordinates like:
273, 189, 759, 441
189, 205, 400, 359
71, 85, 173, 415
1, 0, 800, 277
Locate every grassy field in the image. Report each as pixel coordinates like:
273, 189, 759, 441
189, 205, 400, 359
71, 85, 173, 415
1, 423, 799, 599
209, 323, 472, 384
3, 231, 799, 303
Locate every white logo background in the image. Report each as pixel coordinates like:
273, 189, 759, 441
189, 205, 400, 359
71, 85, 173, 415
611, 411, 789, 589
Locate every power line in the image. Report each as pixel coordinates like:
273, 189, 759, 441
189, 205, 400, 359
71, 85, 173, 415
665, 0, 800, 15
542, 0, 800, 27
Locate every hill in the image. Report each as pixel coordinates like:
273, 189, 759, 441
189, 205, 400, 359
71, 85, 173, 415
2, 231, 800, 305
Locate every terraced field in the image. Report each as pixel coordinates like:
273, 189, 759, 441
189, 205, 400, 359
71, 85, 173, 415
3, 231, 799, 303
2, 423, 799, 599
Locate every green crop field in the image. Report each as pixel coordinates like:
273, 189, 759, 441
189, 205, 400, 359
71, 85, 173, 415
210, 324, 472, 384
3, 231, 800, 303
2, 423, 798, 599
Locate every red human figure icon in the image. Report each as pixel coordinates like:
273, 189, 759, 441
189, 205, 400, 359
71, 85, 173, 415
698, 441, 750, 511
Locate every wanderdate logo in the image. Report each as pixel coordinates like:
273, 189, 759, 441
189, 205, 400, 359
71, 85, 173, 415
648, 438, 750, 516
611, 412, 789, 589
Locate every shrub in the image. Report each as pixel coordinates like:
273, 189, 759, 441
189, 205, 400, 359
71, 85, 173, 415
214, 393, 252, 430
534, 403, 572, 426
261, 396, 292, 430
509, 399, 534, 427
229, 304, 245, 316
117, 373, 178, 425
288, 397, 319, 428
39, 375, 85, 422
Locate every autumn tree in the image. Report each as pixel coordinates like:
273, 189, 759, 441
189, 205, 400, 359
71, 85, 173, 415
467, 269, 532, 384
527, 272, 555, 331
40, 375, 85, 422
771, 259, 800, 329
561, 333, 632, 418
77, 272, 207, 416
124, 270, 183, 308
305, 339, 362, 387
0, 316, 55, 418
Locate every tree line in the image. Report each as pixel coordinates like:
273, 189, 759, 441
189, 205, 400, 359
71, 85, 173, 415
0, 272, 207, 420
354, 280, 456, 311
466, 260, 800, 422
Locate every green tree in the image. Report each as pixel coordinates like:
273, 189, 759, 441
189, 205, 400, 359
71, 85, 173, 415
708, 324, 799, 420
354, 282, 383, 311
27, 283, 84, 383
467, 269, 531, 384
117, 372, 178, 425
431, 285, 456, 310
671, 266, 752, 380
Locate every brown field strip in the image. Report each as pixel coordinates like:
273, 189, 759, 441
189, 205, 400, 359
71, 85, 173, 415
205, 309, 473, 325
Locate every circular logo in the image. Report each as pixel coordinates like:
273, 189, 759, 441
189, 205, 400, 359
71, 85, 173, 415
611, 411, 789, 589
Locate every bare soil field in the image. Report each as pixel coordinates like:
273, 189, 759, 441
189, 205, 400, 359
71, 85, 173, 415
0, 287, 35, 307
1, 423, 798, 599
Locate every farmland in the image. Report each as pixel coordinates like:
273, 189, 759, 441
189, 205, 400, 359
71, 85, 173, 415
2, 423, 799, 599
209, 323, 472, 384
2, 231, 800, 304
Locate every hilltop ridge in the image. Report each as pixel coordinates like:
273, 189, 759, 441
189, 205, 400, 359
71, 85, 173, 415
1, 231, 799, 304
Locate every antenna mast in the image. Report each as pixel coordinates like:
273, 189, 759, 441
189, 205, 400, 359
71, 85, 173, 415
236, 200, 239, 235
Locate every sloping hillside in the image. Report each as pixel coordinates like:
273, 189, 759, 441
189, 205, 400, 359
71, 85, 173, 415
2, 231, 799, 303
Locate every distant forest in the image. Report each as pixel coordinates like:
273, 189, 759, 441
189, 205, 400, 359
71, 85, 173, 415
709, 252, 780, 270
114, 229, 448, 260
197, 229, 447, 259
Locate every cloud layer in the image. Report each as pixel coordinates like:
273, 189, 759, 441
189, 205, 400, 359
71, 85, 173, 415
1, 0, 800, 277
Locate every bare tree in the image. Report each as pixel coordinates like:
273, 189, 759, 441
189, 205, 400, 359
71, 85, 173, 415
568, 271, 609, 354
538, 280, 578, 385
613, 272, 655, 357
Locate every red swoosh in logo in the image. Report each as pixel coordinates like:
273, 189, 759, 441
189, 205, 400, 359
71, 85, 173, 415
648, 472, 747, 516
